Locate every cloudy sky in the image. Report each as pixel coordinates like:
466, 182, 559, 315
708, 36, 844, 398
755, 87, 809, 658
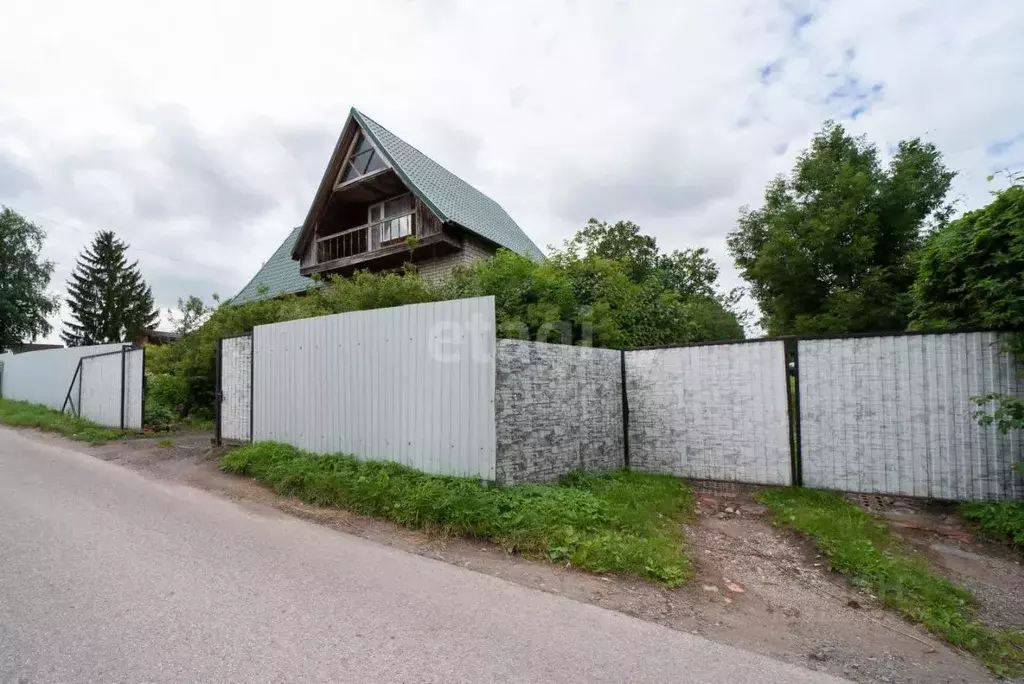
2, 0, 1022, 340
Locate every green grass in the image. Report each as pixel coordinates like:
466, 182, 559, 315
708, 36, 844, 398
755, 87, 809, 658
757, 487, 1024, 677
221, 442, 695, 586
0, 398, 133, 444
155, 437, 175, 448
960, 501, 1024, 551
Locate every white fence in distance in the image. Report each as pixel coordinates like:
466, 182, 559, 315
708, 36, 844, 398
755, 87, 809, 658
251, 297, 497, 479
79, 348, 144, 430
219, 335, 252, 442
0, 343, 126, 410
626, 341, 793, 486
799, 333, 1024, 501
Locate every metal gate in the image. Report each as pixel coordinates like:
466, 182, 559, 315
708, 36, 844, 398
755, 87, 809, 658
215, 334, 252, 443
60, 345, 144, 430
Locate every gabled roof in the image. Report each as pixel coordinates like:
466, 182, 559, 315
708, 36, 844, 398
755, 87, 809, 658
292, 108, 544, 262
232, 227, 317, 305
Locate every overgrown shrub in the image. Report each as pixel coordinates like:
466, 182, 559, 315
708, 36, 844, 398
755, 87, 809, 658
960, 501, 1024, 550
911, 182, 1024, 437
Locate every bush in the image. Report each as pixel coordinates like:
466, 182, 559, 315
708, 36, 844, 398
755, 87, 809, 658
146, 373, 188, 413
960, 501, 1024, 550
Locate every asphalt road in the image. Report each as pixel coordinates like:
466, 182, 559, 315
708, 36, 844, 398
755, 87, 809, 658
0, 427, 844, 683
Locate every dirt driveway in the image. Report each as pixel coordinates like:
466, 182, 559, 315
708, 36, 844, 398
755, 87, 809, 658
32, 429, 1022, 684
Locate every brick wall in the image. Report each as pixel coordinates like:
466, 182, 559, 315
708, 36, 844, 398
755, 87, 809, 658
417, 234, 496, 284
495, 340, 624, 484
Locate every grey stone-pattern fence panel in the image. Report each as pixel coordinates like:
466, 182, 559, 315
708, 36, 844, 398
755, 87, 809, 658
495, 340, 623, 484
625, 341, 792, 485
799, 333, 1024, 501
220, 335, 252, 442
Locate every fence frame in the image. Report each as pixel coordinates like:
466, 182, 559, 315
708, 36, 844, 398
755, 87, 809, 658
59, 344, 141, 430
214, 332, 255, 445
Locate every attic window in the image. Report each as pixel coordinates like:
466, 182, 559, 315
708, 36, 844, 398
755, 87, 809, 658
340, 132, 387, 183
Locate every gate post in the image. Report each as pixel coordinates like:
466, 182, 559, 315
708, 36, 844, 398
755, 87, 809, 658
120, 346, 128, 430
620, 349, 630, 468
214, 338, 223, 446
248, 333, 255, 443
784, 338, 803, 487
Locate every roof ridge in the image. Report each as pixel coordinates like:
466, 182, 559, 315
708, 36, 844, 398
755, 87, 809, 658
356, 109, 512, 213
351, 109, 543, 260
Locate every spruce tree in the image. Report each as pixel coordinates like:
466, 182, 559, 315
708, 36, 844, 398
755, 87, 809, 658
61, 231, 159, 346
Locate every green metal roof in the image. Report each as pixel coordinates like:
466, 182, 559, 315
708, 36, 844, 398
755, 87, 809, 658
353, 109, 544, 260
235, 109, 544, 305
231, 227, 317, 305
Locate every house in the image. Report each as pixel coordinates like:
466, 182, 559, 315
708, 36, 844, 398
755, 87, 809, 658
7, 343, 63, 354
135, 329, 180, 346
233, 108, 543, 304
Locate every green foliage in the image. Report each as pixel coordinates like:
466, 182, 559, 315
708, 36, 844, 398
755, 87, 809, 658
62, 230, 159, 346
960, 501, 1024, 551
143, 398, 177, 430
146, 372, 190, 414
728, 121, 955, 335
0, 398, 132, 444
168, 294, 217, 335
758, 487, 1024, 676
0, 207, 60, 352
157, 221, 743, 417
156, 438, 174, 448
911, 183, 1024, 436
222, 441, 694, 585
445, 220, 745, 346
911, 185, 1024, 331
155, 269, 443, 416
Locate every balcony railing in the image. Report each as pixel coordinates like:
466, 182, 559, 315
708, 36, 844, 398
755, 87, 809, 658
316, 211, 416, 263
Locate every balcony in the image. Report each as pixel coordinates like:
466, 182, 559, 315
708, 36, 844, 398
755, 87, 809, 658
300, 198, 459, 277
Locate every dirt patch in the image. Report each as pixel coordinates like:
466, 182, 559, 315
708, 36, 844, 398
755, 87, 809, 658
858, 494, 1024, 634
23, 429, 1002, 684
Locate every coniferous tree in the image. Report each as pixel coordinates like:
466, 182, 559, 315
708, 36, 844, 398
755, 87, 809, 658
61, 231, 159, 346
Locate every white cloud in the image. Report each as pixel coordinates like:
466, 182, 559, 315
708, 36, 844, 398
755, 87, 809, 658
1, 0, 1021, 341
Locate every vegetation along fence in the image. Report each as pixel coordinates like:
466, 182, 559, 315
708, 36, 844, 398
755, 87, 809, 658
215, 297, 1023, 501
0, 343, 144, 430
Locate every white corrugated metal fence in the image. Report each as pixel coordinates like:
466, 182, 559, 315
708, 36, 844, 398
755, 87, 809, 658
79, 347, 144, 430
0, 343, 127, 410
250, 297, 497, 479
799, 333, 1024, 501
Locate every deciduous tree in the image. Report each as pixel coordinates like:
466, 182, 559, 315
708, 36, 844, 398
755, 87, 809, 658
0, 207, 59, 352
727, 122, 955, 335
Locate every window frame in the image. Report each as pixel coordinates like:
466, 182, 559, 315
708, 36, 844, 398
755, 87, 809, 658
369, 193, 415, 245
